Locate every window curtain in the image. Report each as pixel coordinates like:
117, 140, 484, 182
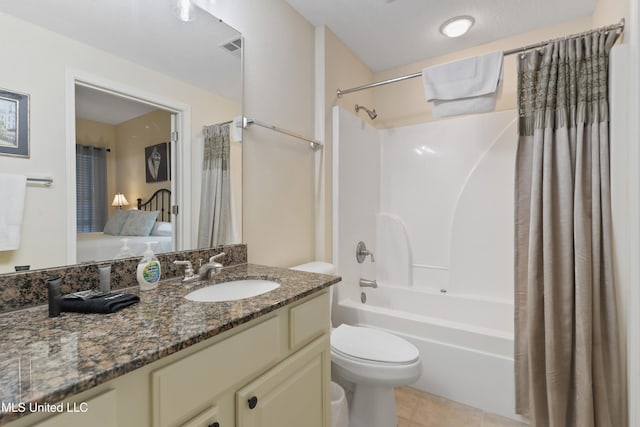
514, 32, 622, 426
76, 144, 108, 232
197, 124, 236, 248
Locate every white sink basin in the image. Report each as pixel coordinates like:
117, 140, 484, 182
185, 279, 280, 302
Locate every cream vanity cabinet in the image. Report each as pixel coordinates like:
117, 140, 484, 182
152, 290, 331, 427
8, 291, 331, 427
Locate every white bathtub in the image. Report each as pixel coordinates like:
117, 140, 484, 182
332, 285, 525, 422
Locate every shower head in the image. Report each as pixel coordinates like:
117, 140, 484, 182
355, 104, 378, 120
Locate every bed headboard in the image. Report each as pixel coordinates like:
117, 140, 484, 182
137, 189, 171, 222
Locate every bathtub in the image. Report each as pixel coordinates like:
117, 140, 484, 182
332, 285, 525, 422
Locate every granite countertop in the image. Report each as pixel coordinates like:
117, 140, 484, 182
0, 263, 340, 425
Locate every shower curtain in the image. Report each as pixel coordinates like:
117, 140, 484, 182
197, 124, 236, 248
514, 32, 622, 426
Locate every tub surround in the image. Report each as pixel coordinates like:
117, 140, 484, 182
0, 261, 340, 425
0, 244, 248, 313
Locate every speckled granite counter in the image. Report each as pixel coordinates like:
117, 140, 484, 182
0, 263, 340, 425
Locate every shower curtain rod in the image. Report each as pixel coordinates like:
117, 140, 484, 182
336, 18, 625, 97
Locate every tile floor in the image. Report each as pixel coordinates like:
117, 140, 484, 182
395, 387, 529, 427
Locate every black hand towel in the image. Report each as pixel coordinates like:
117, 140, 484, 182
60, 292, 140, 314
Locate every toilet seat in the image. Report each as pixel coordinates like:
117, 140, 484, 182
331, 324, 419, 365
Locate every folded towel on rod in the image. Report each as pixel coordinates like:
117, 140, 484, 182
0, 173, 27, 251
422, 51, 503, 118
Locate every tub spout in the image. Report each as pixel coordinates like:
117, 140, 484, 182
359, 278, 378, 288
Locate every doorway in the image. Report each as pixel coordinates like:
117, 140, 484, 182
65, 70, 192, 264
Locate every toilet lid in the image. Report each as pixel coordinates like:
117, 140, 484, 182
331, 324, 419, 364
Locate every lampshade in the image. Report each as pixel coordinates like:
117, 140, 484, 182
112, 193, 130, 208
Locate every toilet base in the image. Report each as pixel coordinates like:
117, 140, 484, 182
349, 383, 397, 427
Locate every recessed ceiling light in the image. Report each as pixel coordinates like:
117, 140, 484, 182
439, 16, 475, 38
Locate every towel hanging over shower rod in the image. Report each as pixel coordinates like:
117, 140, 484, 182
242, 117, 322, 150
336, 18, 625, 97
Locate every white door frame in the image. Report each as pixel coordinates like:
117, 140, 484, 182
64, 68, 192, 264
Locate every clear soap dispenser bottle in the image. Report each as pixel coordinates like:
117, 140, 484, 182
137, 241, 161, 291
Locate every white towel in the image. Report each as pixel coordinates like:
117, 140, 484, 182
0, 174, 27, 251
422, 51, 503, 118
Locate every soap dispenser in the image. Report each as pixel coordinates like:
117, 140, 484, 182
137, 242, 161, 291
114, 238, 135, 259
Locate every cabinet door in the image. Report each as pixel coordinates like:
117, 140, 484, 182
236, 336, 329, 427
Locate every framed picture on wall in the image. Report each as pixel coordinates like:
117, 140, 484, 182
0, 88, 29, 158
145, 142, 169, 183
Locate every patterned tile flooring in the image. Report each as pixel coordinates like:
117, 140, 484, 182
395, 387, 529, 427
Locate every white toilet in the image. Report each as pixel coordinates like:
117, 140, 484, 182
290, 262, 422, 427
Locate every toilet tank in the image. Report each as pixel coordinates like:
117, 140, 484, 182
290, 262, 336, 275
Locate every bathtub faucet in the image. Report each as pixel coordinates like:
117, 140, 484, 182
359, 278, 378, 288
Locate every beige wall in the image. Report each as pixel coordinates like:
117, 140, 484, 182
212, 0, 317, 267
0, 12, 238, 272
593, 0, 629, 26
115, 109, 172, 213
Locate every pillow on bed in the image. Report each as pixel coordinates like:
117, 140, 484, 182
151, 221, 172, 236
103, 210, 131, 235
120, 210, 159, 236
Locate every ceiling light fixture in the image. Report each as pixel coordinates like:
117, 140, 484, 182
439, 16, 474, 38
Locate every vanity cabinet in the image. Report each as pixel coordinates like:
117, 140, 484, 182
7, 290, 330, 427
160, 292, 331, 427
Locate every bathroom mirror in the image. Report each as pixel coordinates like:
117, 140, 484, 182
0, 0, 243, 273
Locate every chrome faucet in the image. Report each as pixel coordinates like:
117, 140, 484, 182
359, 278, 378, 288
198, 252, 226, 280
356, 241, 375, 264
173, 260, 197, 282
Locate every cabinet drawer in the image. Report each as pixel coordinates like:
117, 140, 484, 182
152, 316, 280, 427
289, 292, 330, 350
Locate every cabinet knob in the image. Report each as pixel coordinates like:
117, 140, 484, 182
248, 396, 258, 409
208, 423, 219, 427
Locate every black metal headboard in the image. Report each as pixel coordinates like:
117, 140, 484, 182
137, 188, 171, 222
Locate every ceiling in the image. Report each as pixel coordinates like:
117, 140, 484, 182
286, 0, 598, 72
0, 0, 242, 123
75, 86, 159, 125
